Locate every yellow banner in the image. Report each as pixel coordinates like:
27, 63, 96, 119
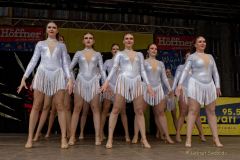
59, 28, 153, 54
166, 97, 240, 135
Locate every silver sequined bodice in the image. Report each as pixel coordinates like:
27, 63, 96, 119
144, 60, 171, 91
106, 51, 149, 84
178, 52, 220, 88
70, 50, 106, 81
24, 40, 71, 79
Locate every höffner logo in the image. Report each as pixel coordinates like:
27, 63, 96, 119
0, 27, 43, 41
156, 37, 193, 47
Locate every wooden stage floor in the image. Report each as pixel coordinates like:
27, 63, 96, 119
0, 134, 239, 160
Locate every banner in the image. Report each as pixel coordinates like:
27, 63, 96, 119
155, 35, 194, 50
155, 35, 195, 74
0, 27, 44, 51
157, 50, 184, 74
166, 97, 240, 135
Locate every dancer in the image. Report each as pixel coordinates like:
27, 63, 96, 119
68, 32, 106, 146
101, 33, 154, 149
132, 43, 174, 144
17, 22, 73, 149
176, 36, 223, 147
172, 51, 206, 143
100, 44, 130, 142
165, 68, 177, 130
33, 35, 73, 140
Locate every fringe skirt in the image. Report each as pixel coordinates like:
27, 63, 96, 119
74, 74, 101, 103
187, 77, 217, 105
114, 74, 142, 102
33, 67, 66, 96
143, 83, 165, 106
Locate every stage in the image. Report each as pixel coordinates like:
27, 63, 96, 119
0, 134, 238, 160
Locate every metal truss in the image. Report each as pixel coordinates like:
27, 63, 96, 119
1, 17, 194, 35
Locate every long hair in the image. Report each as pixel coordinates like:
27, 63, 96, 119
58, 35, 64, 42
